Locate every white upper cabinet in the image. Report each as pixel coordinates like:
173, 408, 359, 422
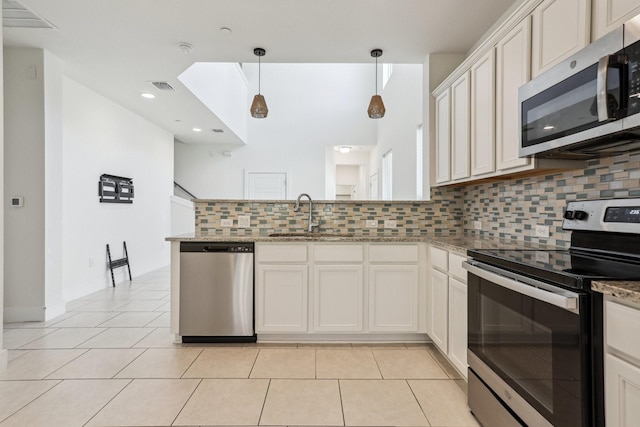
435, 90, 451, 183
593, 0, 640, 40
470, 50, 496, 176
451, 72, 471, 180
496, 17, 533, 171
531, 0, 590, 77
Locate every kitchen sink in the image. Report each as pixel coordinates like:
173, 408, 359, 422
268, 232, 355, 238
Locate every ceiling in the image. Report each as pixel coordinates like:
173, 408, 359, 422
3, 0, 519, 145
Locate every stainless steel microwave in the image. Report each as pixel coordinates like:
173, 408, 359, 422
519, 15, 640, 159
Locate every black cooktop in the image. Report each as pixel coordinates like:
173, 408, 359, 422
467, 248, 640, 291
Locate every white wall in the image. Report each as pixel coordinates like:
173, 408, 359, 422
170, 196, 195, 236
0, 5, 7, 369
4, 48, 46, 321
373, 64, 423, 200
175, 64, 377, 200
62, 77, 174, 301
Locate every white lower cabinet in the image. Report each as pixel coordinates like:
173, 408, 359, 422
448, 276, 468, 375
314, 265, 363, 332
369, 265, 419, 332
605, 298, 640, 427
255, 242, 425, 337
427, 245, 468, 378
256, 265, 308, 332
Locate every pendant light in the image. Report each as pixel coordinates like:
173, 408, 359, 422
250, 47, 268, 118
367, 49, 386, 119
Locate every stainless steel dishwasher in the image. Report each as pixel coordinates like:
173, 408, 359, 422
179, 242, 255, 343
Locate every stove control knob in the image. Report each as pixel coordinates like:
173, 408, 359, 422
564, 210, 574, 220
574, 210, 588, 220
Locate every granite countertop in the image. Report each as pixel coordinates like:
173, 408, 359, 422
166, 232, 558, 257
592, 281, 640, 305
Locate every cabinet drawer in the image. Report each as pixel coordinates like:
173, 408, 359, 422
256, 244, 308, 263
314, 244, 364, 263
449, 253, 468, 282
606, 300, 640, 359
369, 244, 419, 263
429, 246, 448, 272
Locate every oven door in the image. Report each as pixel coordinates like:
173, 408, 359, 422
464, 261, 590, 427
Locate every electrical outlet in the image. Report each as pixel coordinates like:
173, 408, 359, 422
366, 220, 378, 228
221, 218, 233, 227
237, 215, 251, 228
535, 224, 550, 238
384, 220, 397, 229
473, 220, 482, 230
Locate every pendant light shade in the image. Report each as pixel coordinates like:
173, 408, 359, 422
368, 49, 385, 119
250, 48, 268, 118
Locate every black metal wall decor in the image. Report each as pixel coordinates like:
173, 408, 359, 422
99, 174, 134, 203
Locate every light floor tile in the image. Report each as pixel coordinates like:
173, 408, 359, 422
49, 312, 119, 328
77, 290, 139, 301
65, 299, 95, 311
183, 347, 259, 378
85, 378, 200, 426
4, 312, 76, 329
76, 327, 153, 348
46, 348, 144, 379
20, 327, 105, 349
173, 379, 269, 426
0, 380, 59, 423
132, 327, 180, 348
128, 290, 169, 300
260, 379, 343, 426
145, 312, 170, 327
116, 348, 202, 378
114, 299, 166, 312
0, 349, 87, 380
0, 379, 129, 427
7, 350, 30, 362
340, 379, 429, 426
3, 328, 56, 349
427, 344, 464, 380
97, 311, 163, 327
409, 380, 480, 426
154, 301, 171, 312
373, 349, 449, 379
316, 349, 382, 379
250, 349, 315, 379
73, 300, 128, 312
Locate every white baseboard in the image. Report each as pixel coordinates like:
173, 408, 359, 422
3, 306, 45, 323
0, 349, 7, 371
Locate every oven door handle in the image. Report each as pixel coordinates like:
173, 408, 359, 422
463, 261, 580, 314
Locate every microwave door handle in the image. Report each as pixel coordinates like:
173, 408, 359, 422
597, 55, 611, 122
463, 261, 580, 314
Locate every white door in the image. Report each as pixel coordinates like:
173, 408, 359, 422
448, 277, 468, 377
429, 268, 449, 353
313, 265, 364, 332
256, 265, 308, 332
245, 172, 287, 199
368, 265, 419, 332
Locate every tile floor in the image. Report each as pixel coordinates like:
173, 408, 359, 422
0, 267, 479, 427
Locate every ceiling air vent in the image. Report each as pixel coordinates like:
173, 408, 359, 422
2, 0, 55, 28
150, 81, 175, 91
212, 129, 224, 133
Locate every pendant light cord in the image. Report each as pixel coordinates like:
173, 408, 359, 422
375, 55, 378, 96
258, 55, 261, 95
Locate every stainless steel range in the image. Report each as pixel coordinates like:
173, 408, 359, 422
464, 198, 640, 427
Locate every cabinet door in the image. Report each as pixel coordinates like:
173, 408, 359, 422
369, 265, 419, 332
605, 353, 640, 427
428, 268, 448, 353
496, 17, 532, 171
593, 0, 640, 40
314, 265, 363, 332
470, 50, 496, 176
531, 0, 590, 77
451, 72, 471, 180
435, 89, 451, 183
256, 265, 308, 332
448, 277, 468, 377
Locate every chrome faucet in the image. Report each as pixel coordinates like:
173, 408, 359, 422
293, 193, 318, 232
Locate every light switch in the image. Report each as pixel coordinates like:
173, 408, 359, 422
238, 215, 250, 228
10, 196, 24, 208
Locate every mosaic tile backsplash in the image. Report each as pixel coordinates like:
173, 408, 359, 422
194, 152, 640, 247
194, 196, 462, 238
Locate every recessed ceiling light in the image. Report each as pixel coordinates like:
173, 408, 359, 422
220, 27, 232, 34
140, 93, 155, 99
178, 43, 193, 54
339, 146, 352, 154
192, 128, 202, 132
